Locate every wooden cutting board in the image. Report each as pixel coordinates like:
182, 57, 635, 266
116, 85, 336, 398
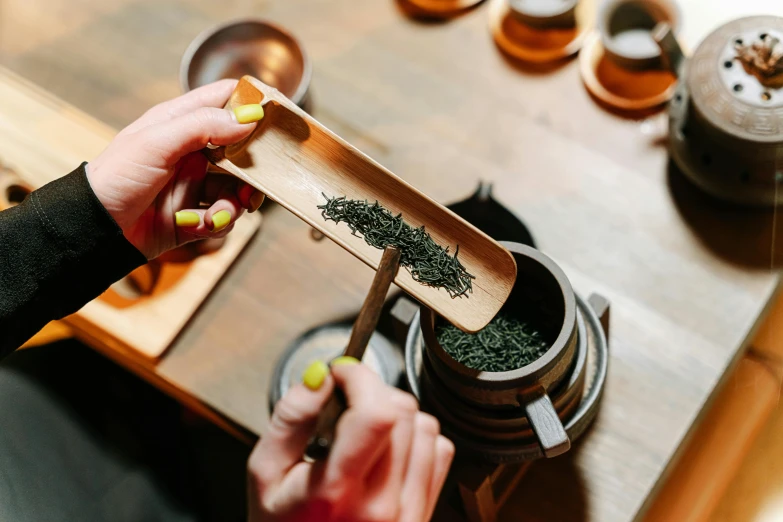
0, 67, 260, 361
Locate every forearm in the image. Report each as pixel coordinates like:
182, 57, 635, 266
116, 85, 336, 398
0, 163, 146, 357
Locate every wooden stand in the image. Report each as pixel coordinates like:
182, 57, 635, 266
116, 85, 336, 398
428, 459, 534, 522
452, 460, 532, 522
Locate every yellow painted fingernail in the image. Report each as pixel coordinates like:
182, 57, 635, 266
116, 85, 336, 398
249, 191, 265, 213
302, 360, 329, 390
175, 211, 200, 227
233, 104, 265, 124
211, 210, 231, 232
331, 356, 359, 367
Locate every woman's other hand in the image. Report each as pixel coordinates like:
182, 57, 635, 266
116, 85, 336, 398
87, 79, 265, 260
248, 360, 455, 522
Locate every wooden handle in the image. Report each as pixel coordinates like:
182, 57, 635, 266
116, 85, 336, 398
345, 247, 402, 359
306, 247, 402, 459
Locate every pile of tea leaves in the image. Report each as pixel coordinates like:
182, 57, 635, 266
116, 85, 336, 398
437, 313, 548, 372
318, 194, 475, 298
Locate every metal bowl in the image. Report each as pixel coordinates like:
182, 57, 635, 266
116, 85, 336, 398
180, 19, 311, 107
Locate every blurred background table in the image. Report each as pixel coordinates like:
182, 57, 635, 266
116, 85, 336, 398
1, 0, 781, 521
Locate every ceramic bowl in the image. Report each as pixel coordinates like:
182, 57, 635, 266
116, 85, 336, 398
180, 19, 311, 107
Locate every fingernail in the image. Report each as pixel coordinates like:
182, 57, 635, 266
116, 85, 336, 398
331, 356, 359, 367
211, 210, 231, 232
175, 211, 200, 227
249, 191, 265, 213
302, 360, 329, 390
233, 104, 265, 124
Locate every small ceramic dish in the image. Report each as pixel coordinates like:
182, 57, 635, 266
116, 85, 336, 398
580, 0, 680, 112
489, 0, 595, 63
180, 19, 311, 107
579, 31, 677, 111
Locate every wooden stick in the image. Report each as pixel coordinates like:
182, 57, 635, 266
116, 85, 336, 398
306, 246, 402, 459
344, 246, 402, 359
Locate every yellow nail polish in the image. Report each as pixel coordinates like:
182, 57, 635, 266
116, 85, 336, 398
175, 211, 200, 227
249, 191, 265, 213
302, 360, 329, 390
331, 356, 359, 367
211, 210, 231, 232
233, 104, 265, 124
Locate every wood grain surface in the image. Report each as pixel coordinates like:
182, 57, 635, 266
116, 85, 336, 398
0, 1, 781, 521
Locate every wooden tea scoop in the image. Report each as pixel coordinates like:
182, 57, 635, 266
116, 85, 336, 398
306, 246, 402, 459
206, 76, 517, 333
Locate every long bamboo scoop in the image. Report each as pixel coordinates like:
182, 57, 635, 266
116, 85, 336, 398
306, 246, 402, 459
208, 76, 517, 333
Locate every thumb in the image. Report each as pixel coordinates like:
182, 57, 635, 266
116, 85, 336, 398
140, 105, 262, 168
249, 364, 335, 490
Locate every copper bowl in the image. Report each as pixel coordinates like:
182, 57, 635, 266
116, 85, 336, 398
180, 19, 311, 107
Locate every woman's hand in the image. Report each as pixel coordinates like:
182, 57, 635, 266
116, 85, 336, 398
248, 359, 454, 522
87, 79, 265, 260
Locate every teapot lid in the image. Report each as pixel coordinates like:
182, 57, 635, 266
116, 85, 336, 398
687, 16, 783, 144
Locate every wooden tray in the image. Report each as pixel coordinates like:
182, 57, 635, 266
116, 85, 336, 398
209, 77, 517, 333
0, 67, 260, 361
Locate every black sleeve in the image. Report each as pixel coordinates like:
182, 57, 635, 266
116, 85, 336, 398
0, 163, 147, 357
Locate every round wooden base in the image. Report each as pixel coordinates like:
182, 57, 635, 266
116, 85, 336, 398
579, 31, 677, 112
489, 0, 595, 63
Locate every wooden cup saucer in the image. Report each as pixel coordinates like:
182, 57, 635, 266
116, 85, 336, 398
579, 31, 677, 112
405, 0, 485, 15
489, 0, 595, 63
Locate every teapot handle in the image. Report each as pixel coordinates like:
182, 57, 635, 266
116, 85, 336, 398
654, 22, 686, 78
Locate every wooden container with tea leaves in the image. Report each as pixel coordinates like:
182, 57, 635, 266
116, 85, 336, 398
405, 242, 610, 463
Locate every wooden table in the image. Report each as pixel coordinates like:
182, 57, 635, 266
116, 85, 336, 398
1, 0, 781, 520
